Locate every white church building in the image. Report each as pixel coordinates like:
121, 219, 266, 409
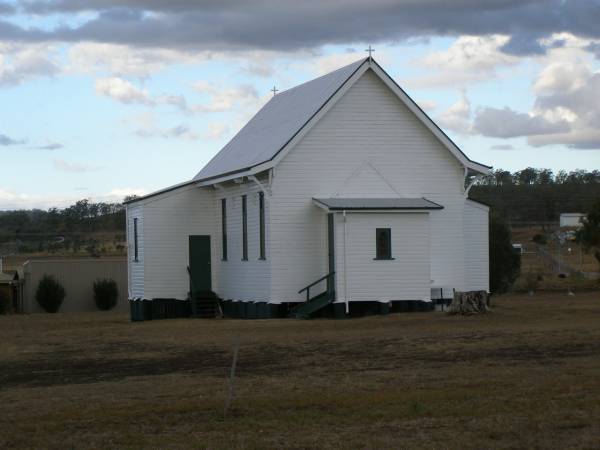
125, 57, 490, 320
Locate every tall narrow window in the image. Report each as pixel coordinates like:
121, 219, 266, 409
242, 195, 248, 261
259, 192, 266, 260
133, 218, 139, 261
375, 228, 393, 260
221, 198, 227, 260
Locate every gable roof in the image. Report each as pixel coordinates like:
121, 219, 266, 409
194, 58, 367, 182
190, 57, 491, 184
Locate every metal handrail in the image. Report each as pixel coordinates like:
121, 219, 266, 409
298, 272, 335, 302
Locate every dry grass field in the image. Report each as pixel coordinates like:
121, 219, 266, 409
1, 292, 600, 449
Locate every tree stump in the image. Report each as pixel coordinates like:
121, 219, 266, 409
447, 290, 489, 315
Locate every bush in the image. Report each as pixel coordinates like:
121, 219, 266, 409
93, 278, 118, 311
36, 275, 65, 313
532, 233, 547, 245
490, 212, 521, 294
0, 290, 10, 314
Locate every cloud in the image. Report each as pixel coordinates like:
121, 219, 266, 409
469, 46, 600, 149
53, 158, 102, 173
105, 187, 147, 199
0, 133, 24, 145
1, 1, 599, 55
0, 187, 149, 210
409, 35, 520, 88
67, 42, 209, 78
415, 100, 437, 113
95, 76, 153, 105
31, 142, 63, 150
127, 112, 198, 140
436, 91, 471, 134
490, 144, 515, 150
472, 107, 570, 138
0, 43, 60, 87
192, 81, 258, 113
0, 2, 15, 15
204, 122, 230, 140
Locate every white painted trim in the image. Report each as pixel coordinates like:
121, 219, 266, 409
248, 175, 271, 197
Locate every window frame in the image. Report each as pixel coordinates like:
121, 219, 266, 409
259, 192, 266, 260
374, 227, 394, 260
241, 195, 248, 261
221, 198, 228, 261
133, 217, 139, 262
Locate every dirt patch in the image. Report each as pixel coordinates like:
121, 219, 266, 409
2, 336, 598, 389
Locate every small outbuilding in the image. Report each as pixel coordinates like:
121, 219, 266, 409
560, 213, 586, 228
0, 269, 23, 313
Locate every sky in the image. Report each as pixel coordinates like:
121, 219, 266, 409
1, 0, 600, 210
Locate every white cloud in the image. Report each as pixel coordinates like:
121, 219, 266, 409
204, 122, 230, 140
67, 42, 210, 78
127, 112, 198, 140
416, 99, 437, 112
436, 91, 471, 134
105, 188, 147, 199
192, 81, 259, 113
95, 77, 154, 105
408, 35, 520, 88
53, 158, 102, 173
0, 187, 150, 210
0, 43, 60, 87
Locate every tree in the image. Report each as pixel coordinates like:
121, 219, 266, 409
489, 212, 521, 293
576, 200, 600, 268
516, 167, 537, 185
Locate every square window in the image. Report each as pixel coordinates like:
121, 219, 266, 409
376, 228, 392, 259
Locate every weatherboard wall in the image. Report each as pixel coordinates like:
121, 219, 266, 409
126, 204, 144, 299
334, 212, 431, 303
139, 185, 216, 300
213, 179, 271, 302
269, 68, 468, 302
463, 200, 490, 292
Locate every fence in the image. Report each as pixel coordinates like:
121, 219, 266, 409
23, 257, 128, 313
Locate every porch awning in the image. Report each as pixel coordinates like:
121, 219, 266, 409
313, 197, 444, 211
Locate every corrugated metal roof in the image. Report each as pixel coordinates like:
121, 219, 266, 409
313, 197, 444, 210
193, 58, 368, 181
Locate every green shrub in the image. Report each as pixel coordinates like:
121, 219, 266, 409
532, 233, 547, 245
0, 290, 10, 314
93, 278, 118, 311
490, 212, 521, 294
36, 275, 65, 313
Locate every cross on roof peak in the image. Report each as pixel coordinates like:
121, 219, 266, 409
271, 86, 279, 96
365, 45, 375, 60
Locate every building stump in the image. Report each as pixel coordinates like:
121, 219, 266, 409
447, 290, 489, 315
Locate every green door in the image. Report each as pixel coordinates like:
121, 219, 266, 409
189, 235, 212, 294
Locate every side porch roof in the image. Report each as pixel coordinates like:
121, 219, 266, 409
313, 197, 444, 211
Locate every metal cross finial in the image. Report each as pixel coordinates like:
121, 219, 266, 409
271, 86, 279, 96
365, 45, 375, 60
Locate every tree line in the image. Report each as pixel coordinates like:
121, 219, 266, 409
470, 168, 600, 223
0, 199, 125, 236
477, 168, 600, 187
